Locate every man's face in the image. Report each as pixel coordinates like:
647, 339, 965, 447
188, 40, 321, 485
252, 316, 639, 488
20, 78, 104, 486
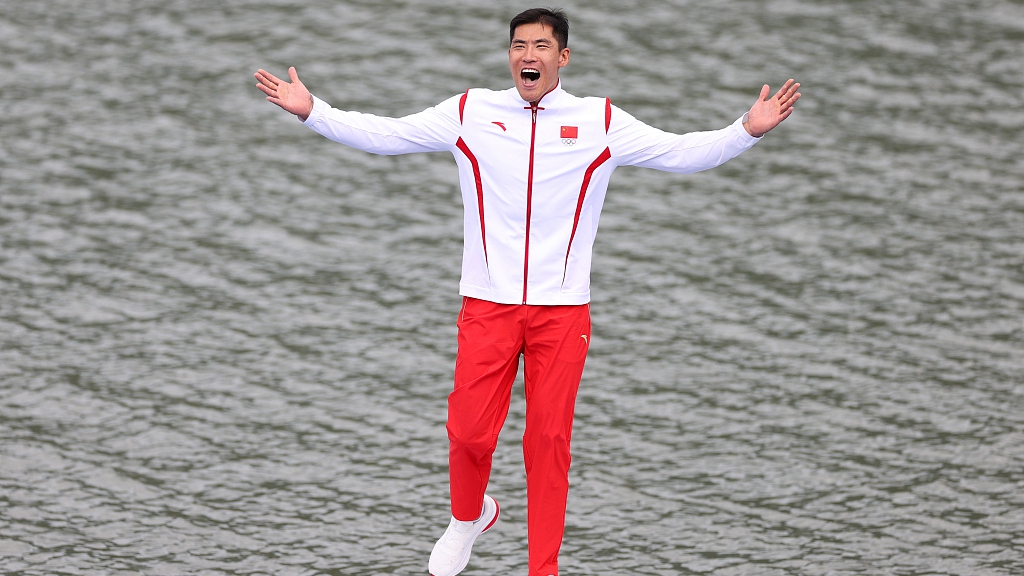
509, 22, 570, 103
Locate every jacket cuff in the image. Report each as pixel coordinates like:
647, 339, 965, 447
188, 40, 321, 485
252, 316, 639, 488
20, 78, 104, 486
302, 95, 327, 126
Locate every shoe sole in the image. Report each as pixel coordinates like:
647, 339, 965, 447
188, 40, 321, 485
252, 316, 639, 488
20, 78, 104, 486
482, 498, 499, 533
430, 496, 499, 576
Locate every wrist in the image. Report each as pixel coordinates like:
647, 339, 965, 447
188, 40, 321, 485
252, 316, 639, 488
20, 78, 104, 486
298, 94, 313, 122
741, 112, 763, 138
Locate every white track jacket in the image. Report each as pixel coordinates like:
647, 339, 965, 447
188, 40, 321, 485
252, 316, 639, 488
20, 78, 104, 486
303, 83, 760, 305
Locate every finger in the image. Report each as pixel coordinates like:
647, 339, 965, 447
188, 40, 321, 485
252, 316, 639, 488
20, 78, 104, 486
255, 82, 277, 97
255, 75, 277, 92
778, 89, 796, 107
779, 90, 801, 110
772, 79, 796, 101
288, 66, 301, 84
266, 95, 292, 111
257, 69, 282, 86
771, 79, 794, 101
255, 74, 278, 91
776, 85, 800, 108
758, 84, 771, 102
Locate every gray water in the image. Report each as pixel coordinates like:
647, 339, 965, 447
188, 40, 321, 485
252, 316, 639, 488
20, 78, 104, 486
2, 1, 1023, 574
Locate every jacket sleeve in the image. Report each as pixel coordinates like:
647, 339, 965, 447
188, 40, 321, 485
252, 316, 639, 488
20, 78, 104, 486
301, 93, 463, 155
607, 105, 761, 173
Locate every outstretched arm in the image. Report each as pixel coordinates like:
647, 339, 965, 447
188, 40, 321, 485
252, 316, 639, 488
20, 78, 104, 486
254, 66, 463, 155
743, 79, 801, 138
255, 67, 314, 121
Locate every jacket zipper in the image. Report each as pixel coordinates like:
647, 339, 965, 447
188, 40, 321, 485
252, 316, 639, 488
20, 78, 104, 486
523, 103, 540, 305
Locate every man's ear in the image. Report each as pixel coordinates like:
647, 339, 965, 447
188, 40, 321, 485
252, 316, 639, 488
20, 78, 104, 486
559, 48, 571, 68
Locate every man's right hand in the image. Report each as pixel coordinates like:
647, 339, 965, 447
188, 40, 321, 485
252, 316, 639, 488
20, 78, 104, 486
255, 67, 314, 122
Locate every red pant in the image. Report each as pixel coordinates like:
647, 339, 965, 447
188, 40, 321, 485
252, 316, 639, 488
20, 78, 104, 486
447, 297, 591, 576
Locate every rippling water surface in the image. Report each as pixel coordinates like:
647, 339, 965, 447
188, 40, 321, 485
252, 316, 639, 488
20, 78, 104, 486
2, 1, 1023, 574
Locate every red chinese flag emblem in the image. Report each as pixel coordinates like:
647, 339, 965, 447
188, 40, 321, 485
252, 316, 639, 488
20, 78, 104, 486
561, 125, 578, 139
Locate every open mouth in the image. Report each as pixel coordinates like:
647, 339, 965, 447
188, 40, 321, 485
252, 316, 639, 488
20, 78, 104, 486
521, 68, 540, 82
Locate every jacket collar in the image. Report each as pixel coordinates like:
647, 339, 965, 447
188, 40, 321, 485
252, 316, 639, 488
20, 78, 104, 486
508, 80, 567, 109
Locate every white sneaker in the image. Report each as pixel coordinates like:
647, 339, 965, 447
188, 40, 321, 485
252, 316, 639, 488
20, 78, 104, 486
428, 495, 499, 576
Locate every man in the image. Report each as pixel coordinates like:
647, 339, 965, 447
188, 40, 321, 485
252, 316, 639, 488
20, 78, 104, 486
256, 8, 799, 576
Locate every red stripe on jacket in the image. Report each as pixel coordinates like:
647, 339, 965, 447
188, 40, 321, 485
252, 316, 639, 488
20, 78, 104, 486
563, 147, 612, 282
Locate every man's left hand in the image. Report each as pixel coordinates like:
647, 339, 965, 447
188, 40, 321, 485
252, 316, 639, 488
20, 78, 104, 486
743, 79, 801, 138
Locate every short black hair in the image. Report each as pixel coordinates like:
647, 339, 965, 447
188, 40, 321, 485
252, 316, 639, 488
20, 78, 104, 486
509, 8, 569, 51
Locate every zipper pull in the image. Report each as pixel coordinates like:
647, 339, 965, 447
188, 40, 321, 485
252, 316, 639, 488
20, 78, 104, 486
531, 104, 537, 123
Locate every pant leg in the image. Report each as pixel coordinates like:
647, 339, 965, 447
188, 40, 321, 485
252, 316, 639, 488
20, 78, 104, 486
447, 297, 526, 521
521, 303, 591, 576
